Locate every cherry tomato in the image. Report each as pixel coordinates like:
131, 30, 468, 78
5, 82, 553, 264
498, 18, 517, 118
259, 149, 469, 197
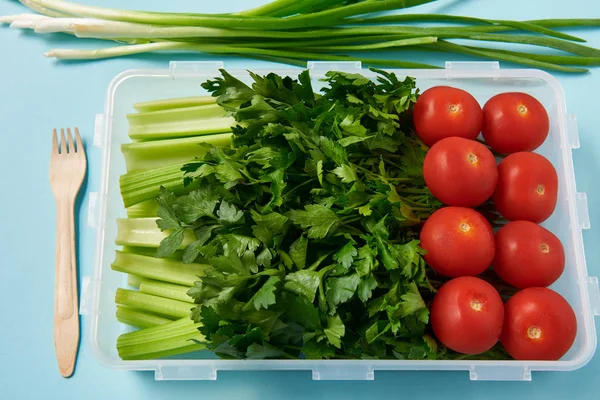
420, 207, 495, 277
413, 86, 483, 147
493, 152, 558, 223
482, 92, 549, 154
501, 287, 577, 360
494, 221, 565, 289
431, 276, 504, 354
423, 137, 498, 207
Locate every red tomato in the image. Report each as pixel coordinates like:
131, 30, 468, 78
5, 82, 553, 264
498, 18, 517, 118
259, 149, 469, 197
493, 152, 558, 223
423, 137, 498, 207
420, 207, 495, 277
501, 287, 577, 360
482, 92, 549, 154
431, 276, 504, 354
413, 86, 483, 147
494, 221, 565, 288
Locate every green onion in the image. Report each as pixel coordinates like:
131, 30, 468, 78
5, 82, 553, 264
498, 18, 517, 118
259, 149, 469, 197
6, 1, 600, 75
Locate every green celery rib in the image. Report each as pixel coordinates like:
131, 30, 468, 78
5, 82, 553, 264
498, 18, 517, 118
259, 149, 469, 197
122, 132, 232, 172
118, 333, 205, 360
127, 274, 144, 289
115, 288, 192, 319
121, 245, 186, 260
139, 278, 195, 304
120, 162, 200, 207
133, 96, 216, 113
112, 250, 206, 286
116, 306, 173, 329
117, 318, 204, 360
115, 217, 196, 248
118, 315, 199, 344
127, 103, 235, 140
126, 199, 159, 218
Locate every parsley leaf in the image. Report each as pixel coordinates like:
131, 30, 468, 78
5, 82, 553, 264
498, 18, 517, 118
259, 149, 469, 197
332, 164, 358, 183
283, 270, 321, 303
156, 186, 181, 231
244, 276, 281, 311
324, 315, 345, 349
333, 241, 358, 270
155, 227, 184, 258
325, 273, 360, 313
289, 235, 308, 269
217, 201, 244, 225
287, 205, 340, 239
174, 185, 220, 224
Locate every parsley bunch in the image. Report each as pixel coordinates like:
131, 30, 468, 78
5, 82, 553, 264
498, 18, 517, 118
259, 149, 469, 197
154, 68, 444, 359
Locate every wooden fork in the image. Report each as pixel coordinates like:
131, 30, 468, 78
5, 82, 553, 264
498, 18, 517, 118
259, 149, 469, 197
49, 128, 87, 378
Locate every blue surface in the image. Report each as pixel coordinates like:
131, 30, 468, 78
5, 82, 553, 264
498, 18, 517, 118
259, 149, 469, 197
1, 0, 599, 399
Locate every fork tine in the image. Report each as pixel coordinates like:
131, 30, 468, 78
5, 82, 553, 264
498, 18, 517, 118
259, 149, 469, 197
67, 128, 75, 154
60, 128, 67, 154
74, 127, 83, 153
52, 129, 58, 154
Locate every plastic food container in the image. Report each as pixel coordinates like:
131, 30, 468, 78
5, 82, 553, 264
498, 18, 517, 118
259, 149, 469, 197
81, 60, 600, 381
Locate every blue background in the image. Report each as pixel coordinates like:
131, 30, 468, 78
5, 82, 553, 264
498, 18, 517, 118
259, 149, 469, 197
1, 0, 599, 399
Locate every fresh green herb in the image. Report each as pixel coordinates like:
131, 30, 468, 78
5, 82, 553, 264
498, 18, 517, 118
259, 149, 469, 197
141, 67, 442, 360
3, 0, 600, 72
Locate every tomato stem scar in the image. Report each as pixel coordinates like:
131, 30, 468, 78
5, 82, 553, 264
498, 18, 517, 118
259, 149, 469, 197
470, 299, 483, 311
460, 223, 471, 233
449, 104, 459, 113
527, 326, 542, 339
517, 104, 528, 115
536, 184, 545, 195
467, 152, 478, 164
540, 243, 550, 253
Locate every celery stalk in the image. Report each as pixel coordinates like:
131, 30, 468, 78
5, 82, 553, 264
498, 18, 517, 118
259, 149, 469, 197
127, 104, 235, 140
127, 274, 143, 289
118, 315, 199, 345
115, 218, 196, 248
115, 288, 192, 319
120, 162, 200, 207
126, 199, 158, 218
116, 306, 173, 328
111, 250, 206, 286
122, 132, 232, 171
118, 333, 206, 360
117, 317, 204, 360
121, 245, 186, 260
139, 279, 195, 304
133, 96, 216, 113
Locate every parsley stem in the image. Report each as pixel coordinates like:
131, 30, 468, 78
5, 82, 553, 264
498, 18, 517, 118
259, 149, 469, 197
284, 177, 317, 199
341, 215, 363, 224
382, 158, 403, 170
308, 253, 335, 272
387, 177, 414, 183
256, 269, 283, 277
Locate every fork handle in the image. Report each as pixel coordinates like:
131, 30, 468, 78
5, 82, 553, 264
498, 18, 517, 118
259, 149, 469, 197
54, 198, 80, 378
